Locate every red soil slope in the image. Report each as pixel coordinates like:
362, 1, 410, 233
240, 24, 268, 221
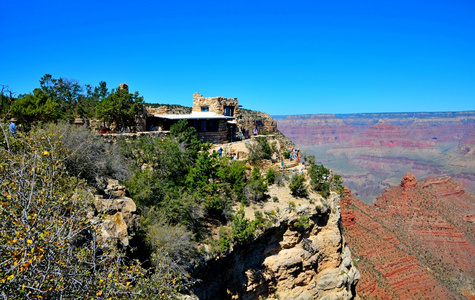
341, 174, 475, 299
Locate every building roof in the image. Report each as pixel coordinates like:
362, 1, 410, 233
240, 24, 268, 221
153, 112, 235, 120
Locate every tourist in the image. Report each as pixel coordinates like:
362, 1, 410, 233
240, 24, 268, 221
253, 127, 258, 135
9, 118, 18, 136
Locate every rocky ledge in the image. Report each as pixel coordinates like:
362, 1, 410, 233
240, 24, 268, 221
193, 190, 360, 300
92, 179, 139, 247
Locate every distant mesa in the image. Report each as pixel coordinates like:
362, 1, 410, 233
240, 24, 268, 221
276, 111, 475, 202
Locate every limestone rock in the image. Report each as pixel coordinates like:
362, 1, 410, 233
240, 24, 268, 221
94, 179, 139, 247
192, 193, 360, 299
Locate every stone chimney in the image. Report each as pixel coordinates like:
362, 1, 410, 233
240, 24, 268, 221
119, 83, 129, 93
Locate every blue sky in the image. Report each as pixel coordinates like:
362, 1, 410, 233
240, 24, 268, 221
1, 0, 474, 115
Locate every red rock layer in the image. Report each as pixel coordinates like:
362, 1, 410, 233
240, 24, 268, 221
351, 121, 434, 148
341, 174, 475, 299
277, 115, 361, 145
276, 112, 475, 201
460, 129, 475, 146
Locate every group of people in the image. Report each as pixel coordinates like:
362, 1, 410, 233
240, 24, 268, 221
289, 148, 301, 162
216, 147, 238, 161
280, 148, 302, 169
236, 128, 255, 141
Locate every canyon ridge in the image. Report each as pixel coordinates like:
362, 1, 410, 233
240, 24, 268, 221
276, 111, 475, 204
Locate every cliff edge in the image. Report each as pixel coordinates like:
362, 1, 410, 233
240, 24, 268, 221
193, 183, 360, 299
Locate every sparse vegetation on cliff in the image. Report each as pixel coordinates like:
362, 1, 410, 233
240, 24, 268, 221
0, 79, 352, 299
0, 124, 179, 299
289, 173, 309, 197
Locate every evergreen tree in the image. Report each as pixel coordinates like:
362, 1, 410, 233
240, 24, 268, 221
95, 88, 144, 131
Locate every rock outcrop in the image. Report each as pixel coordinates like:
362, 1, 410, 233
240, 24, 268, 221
241, 109, 295, 150
93, 179, 139, 247
240, 109, 279, 134
341, 174, 475, 299
400, 172, 418, 190
193, 190, 360, 299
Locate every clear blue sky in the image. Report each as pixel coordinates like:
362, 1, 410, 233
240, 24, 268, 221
1, 0, 474, 115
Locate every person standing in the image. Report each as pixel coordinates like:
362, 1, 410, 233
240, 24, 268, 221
9, 118, 18, 136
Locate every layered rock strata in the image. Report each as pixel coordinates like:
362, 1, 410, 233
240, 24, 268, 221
341, 174, 475, 299
276, 111, 475, 202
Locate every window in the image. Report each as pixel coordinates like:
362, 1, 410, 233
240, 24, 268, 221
201, 106, 209, 112
224, 106, 234, 116
195, 120, 219, 132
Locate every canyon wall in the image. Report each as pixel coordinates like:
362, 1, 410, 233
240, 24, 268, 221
276, 111, 475, 203
340, 174, 475, 299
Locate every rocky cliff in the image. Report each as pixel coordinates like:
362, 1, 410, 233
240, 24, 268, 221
340, 174, 475, 299
239, 108, 295, 149
94, 142, 359, 299
193, 187, 360, 299
93, 179, 139, 247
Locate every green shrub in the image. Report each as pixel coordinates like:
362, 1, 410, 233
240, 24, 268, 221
289, 173, 308, 197
215, 227, 232, 253
266, 168, 276, 184
244, 167, 268, 202
332, 174, 345, 196
217, 160, 247, 201
231, 208, 257, 244
288, 201, 296, 210
246, 137, 273, 163
308, 164, 331, 198
295, 215, 311, 230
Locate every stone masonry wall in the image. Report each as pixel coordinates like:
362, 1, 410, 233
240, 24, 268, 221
192, 93, 241, 118
145, 106, 168, 115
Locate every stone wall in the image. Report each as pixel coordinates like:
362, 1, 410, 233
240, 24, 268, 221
197, 131, 229, 144
195, 119, 231, 143
145, 106, 168, 115
192, 92, 241, 118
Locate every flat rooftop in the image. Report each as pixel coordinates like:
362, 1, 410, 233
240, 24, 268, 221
153, 112, 235, 120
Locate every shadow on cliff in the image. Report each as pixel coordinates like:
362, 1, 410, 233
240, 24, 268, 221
191, 212, 330, 299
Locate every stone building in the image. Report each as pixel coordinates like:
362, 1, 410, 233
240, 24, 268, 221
145, 93, 241, 144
